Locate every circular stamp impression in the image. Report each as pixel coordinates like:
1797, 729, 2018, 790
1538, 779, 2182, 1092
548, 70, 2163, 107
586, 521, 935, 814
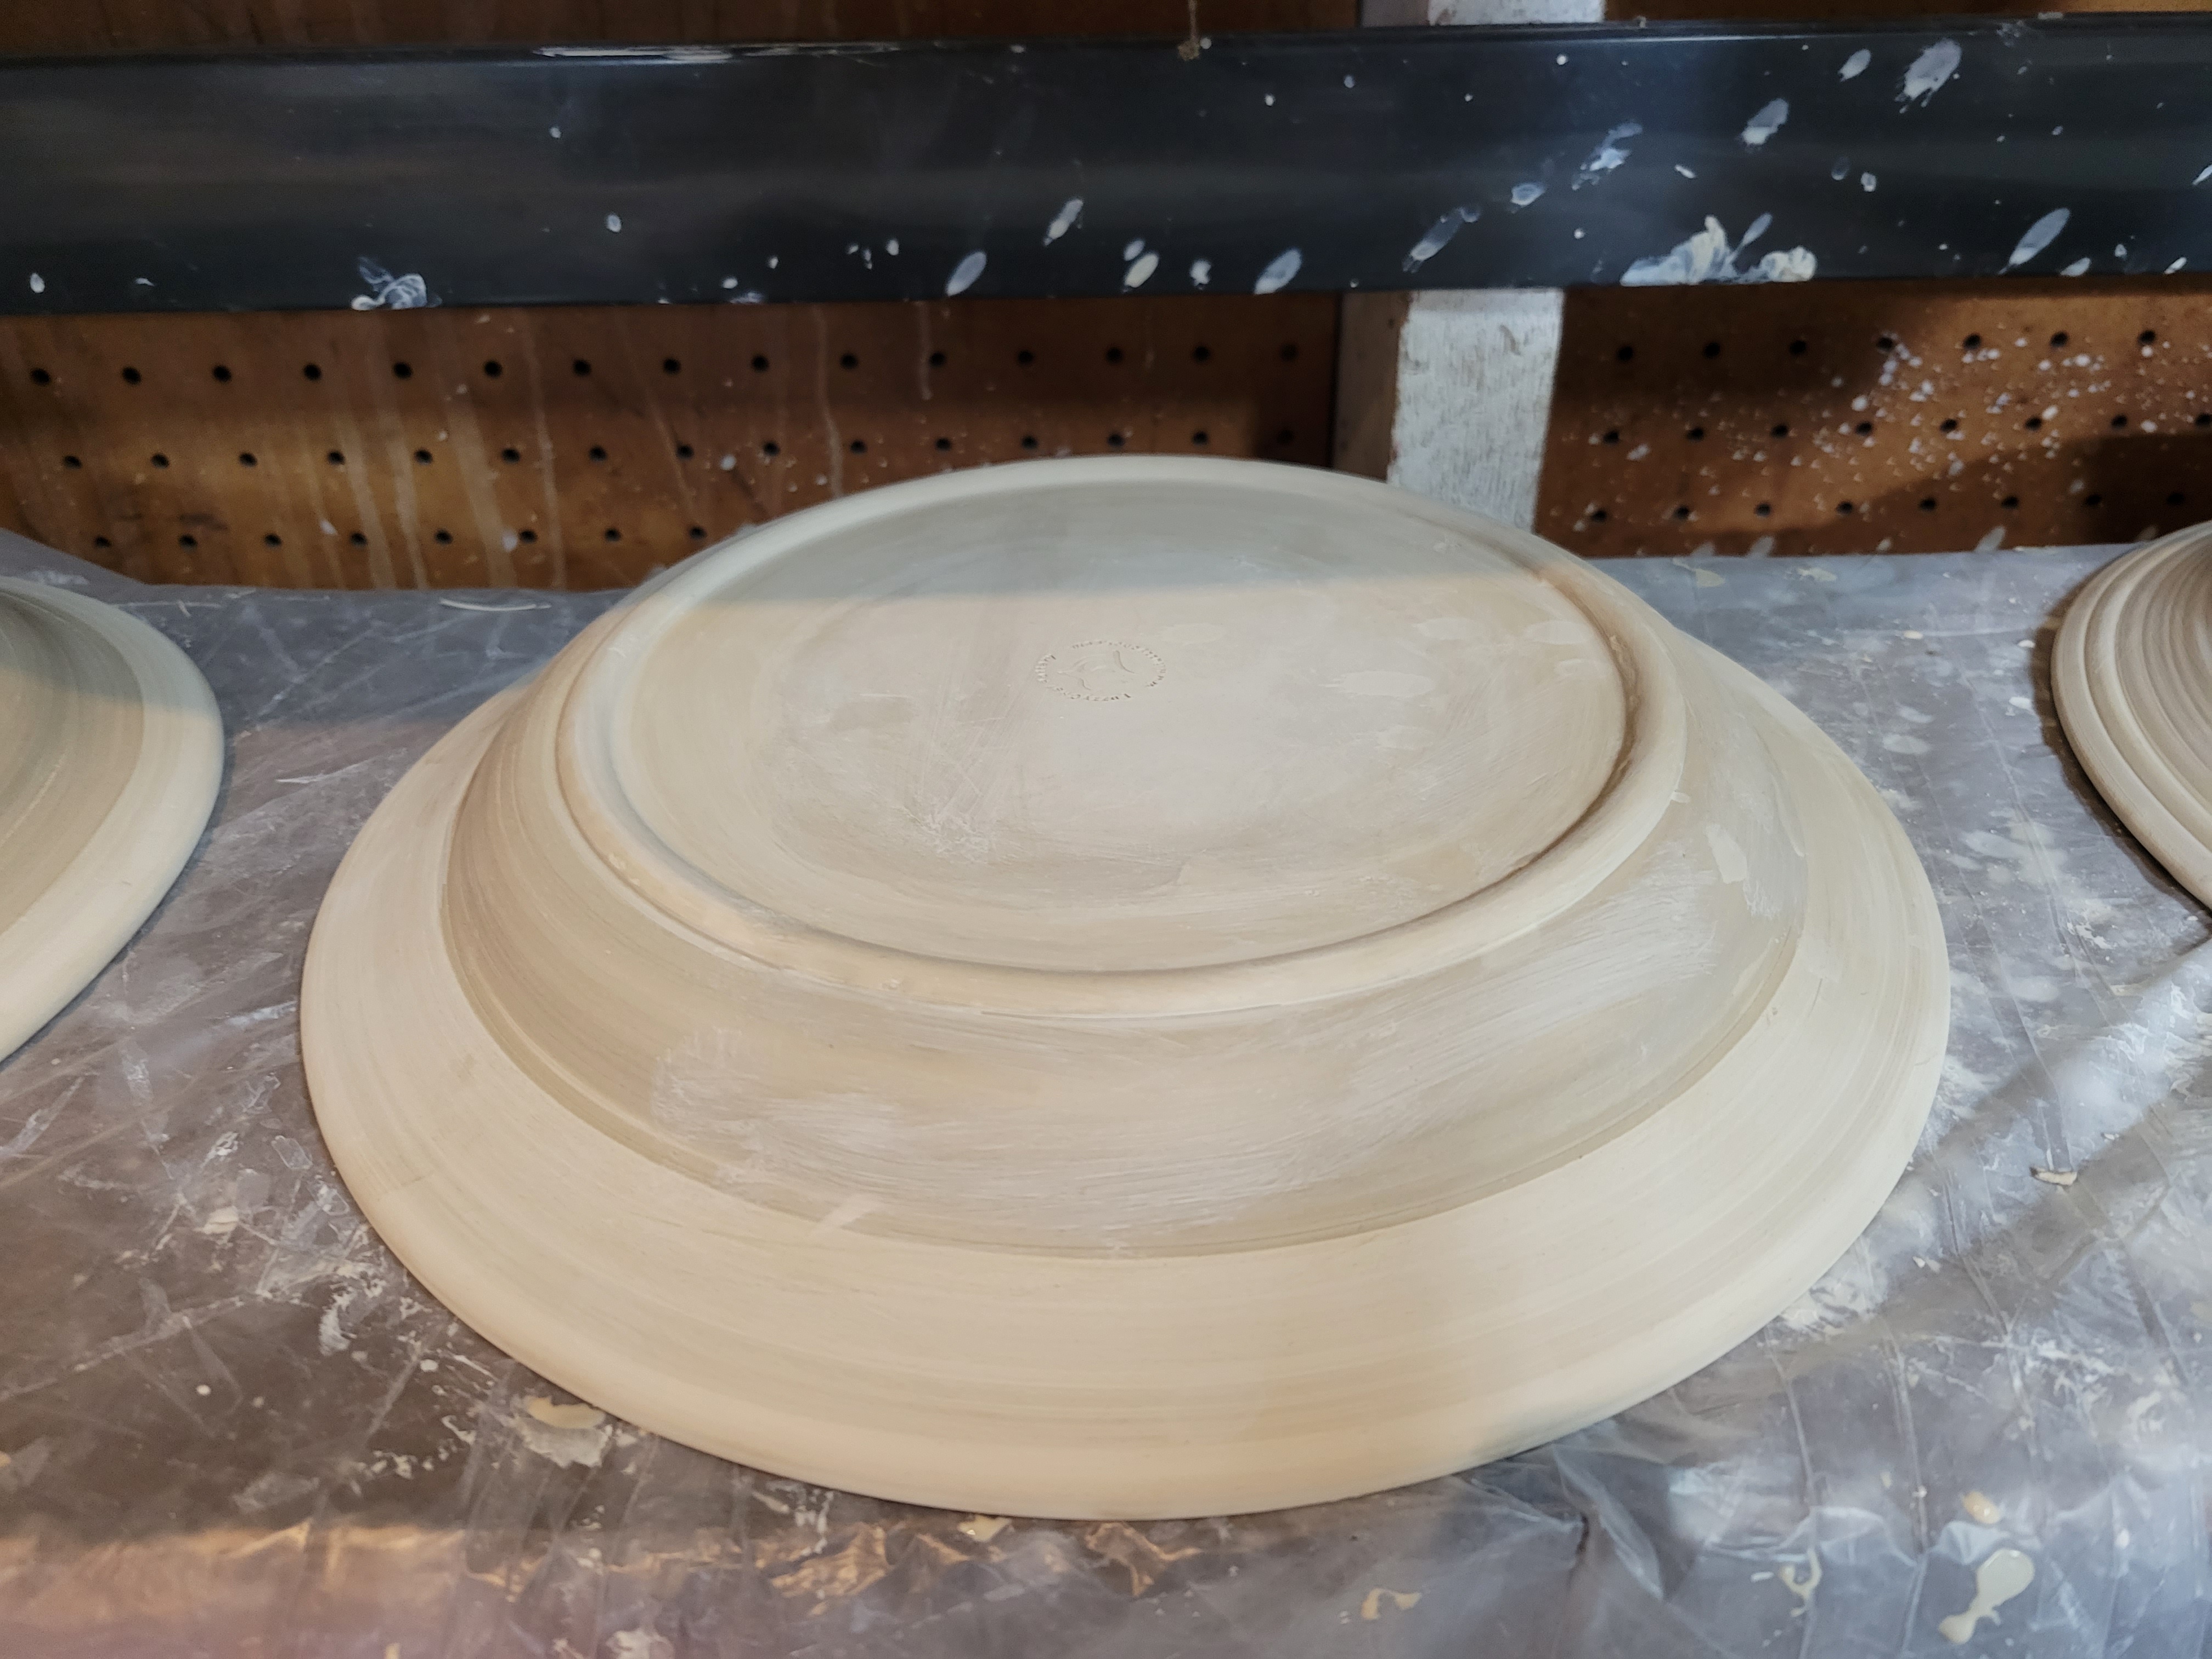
1035, 641, 1165, 702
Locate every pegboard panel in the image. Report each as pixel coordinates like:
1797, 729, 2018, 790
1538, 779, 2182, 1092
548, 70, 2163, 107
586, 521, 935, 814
1537, 278, 2212, 558
0, 297, 1336, 589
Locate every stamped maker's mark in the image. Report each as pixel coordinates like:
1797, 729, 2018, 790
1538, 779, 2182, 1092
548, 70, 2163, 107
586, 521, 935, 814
1035, 641, 1165, 702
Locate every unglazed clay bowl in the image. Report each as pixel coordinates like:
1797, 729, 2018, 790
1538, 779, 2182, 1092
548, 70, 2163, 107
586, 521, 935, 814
0, 577, 222, 1063
303, 458, 1948, 1518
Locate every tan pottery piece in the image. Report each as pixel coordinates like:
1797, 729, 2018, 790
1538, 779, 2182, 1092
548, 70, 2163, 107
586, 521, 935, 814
0, 577, 222, 1062
303, 458, 1948, 1518
2055, 525, 2212, 905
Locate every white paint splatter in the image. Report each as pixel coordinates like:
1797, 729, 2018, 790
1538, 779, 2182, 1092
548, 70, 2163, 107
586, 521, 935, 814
1044, 198, 1083, 242
1122, 250, 1159, 289
349, 258, 432, 312
606, 213, 622, 233
2168, 256, 2189, 274
1779, 1553, 1822, 1615
2061, 257, 2090, 276
1621, 215, 1814, 286
1675, 163, 1696, 179
1189, 258, 1211, 286
549, 125, 561, 138
1510, 182, 1545, 207
1576, 122, 1642, 185
1840, 49, 1871, 80
27, 273, 42, 294
2005, 207, 2069, 268
1976, 526, 2007, 551
1254, 248, 1302, 294
721, 275, 738, 288
515, 1396, 613, 1468
885, 238, 899, 255
1900, 40, 1961, 104
945, 250, 987, 296
1403, 207, 1477, 271
1123, 238, 1146, 261
1861, 172, 1878, 191
1740, 99, 1790, 147
2195, 164, 2212, 187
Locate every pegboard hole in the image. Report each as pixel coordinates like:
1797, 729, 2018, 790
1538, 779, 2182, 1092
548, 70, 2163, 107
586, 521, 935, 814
2024, 416, 2043, 431
1276, 428, 1295, 445
483, 360, 502, 377
328, 450, 345, 466
1837, 501, 1855, 515
2085, 493, 2104, 506
518, 529, 537, 544
762, 441, 781, 456
689, 526, 707, 540
150, 453, 169, 468
178, 534, 196, 548
2112, 414, 2129, 429
1192, 430, 1210, 445
1105, 346, 1124, 364
849, 439, 867, 454
2197, 413, 2211, 427
2050, 331, 2069, 347
29, 367, 50, 385
1770, 423, 1790, 438
1918, 497, 1937, 511
1940, 419, 1959, 432
1671, 505, 1690, 521
2001, 495, 2019, 509
1685, 426, 1705, 441
1601, 430, 1620, 445
212, 364, 232, 382
1194, 345, 1213, 363
2140, 330, 2158, 345
349, 532, 366, 545
93, 535, 110, 549
500, 447, 520, 464
302, 363, 321, 381
434, 529, 452, 544
588, 445, 607, 461
933, 437, 951, 451
1020, 436, 1039, 450
61, 454, 80, 469
1876, 335, 1895, 351
663, 357, 682, 375
1962, 334, 1982, 350
1788, 340, 1808, 356
1590, 508, 1610, 523
1701, 341, 1721, 359
676, 443, 693, 460
928, 351, 946, 368
2169, 491, 2187, 506
239, 452, 257, 467
1107, 432, 1126, 448
603, 527, 622, 542
1854, 421, 1873, 435
573, 359, 592, 376
1015, 349, 1034, 366
413, 448, 432, 465
841, 353, 861, 369
263, 532, 280, 547
1753, 503, 1771, 517
121, 366, 142, 385
1615, 345, 1634, 363
1282, 342, 1300, 362
392, 362, 412, 379
751, 355, 770, 372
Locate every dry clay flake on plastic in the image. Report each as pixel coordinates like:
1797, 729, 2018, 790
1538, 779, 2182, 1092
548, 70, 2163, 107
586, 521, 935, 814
302, 458, 1949, 1518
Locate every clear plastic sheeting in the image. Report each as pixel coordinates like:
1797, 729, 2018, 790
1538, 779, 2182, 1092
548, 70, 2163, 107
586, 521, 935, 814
1, 531, 2206, 1656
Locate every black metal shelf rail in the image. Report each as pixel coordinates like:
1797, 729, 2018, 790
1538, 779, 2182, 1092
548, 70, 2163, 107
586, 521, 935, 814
4, 16, 2210, 315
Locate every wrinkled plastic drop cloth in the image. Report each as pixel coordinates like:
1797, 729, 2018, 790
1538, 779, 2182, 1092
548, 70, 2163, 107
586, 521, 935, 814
0, 529, 2206, 1657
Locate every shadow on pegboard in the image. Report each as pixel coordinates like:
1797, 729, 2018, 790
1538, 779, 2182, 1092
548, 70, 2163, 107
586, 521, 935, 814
1537, 277, 2212, 557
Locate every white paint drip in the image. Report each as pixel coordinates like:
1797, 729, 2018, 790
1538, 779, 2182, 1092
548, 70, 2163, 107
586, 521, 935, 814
1938, 1548, 2035, 1643
1621, 215, 1815, 286
27, 273, 43, 295
1122, 238, 1146, 261
1900, 40, 1962, 104
1122, 250, 1160, 289
885, 238, 899, 255
945, 250, 987, 296
1840, 48, 1871, 80
2168, 256, 2189, 274
2195, 165, 2212, 187
1044, 198, 1083, 242
1510, 182, 1545, 207
1254, 248, 1302, 294
1674, 164, 1696, 178
2006, 207, 2070, 269
1779, 1553, 1822, 1615
1576, 122, 1642, 185
1740, 98, 1790, 147
535, 44, 730, 61
1189, 258, 1211, 286
605, 213, 622, 233
2061, 257, 2091, 277
349, 258, 432, 312
1861, 172, 1878, 191
1404, 207, 1478, 270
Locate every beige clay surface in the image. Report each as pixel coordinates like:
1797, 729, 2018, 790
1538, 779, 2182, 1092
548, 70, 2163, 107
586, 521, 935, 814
2054, 526, 2212, 906
303, 458, 1949, 1517
0, 578, 222, 1063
